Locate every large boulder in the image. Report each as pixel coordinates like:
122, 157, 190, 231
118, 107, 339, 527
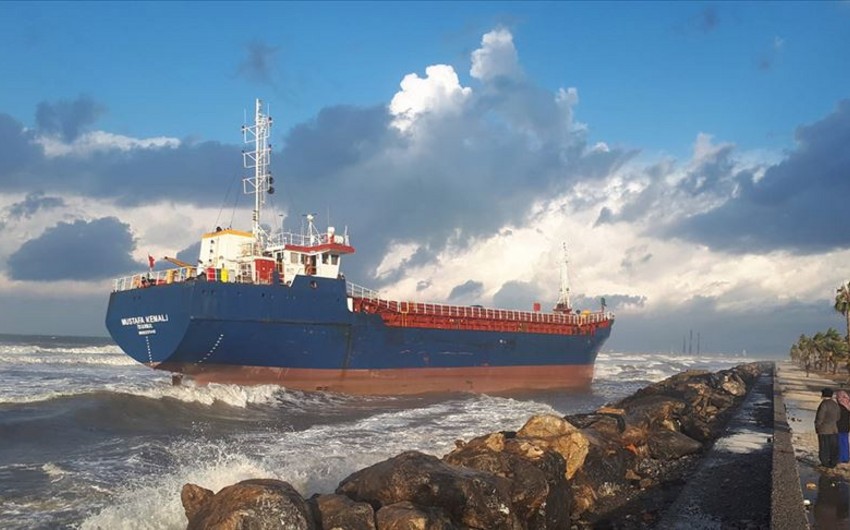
515, 414, 589, 480
336, 451, 521, 530
617, 395, 688, 431
375, 501, 457, 530
718, 370, 747, 396
444, 431, 571, 529
181, 483, 214, 522
646, 429, 703, 460
569, 428, 638, 516
309, 493, 376, 530
182, 479, 315, 530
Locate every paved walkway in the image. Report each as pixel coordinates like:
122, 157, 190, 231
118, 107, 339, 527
776, 361, 850, 529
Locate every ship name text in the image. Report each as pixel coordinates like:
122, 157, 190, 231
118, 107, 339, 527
121, 314, 170, 326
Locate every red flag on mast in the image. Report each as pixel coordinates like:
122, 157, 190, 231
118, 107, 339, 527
148, 255, 155, 269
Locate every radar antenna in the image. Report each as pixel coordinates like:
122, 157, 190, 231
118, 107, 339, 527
554, 242, 573, 314
242, 98, 274, 243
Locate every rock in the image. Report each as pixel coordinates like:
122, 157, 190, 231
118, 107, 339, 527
183, 478, 315, 530
177, 363, 771, 530
181, 483, 213, 522
646, 429, 703, 460
444, 432, 571, 529
336, 451, 521, 530
571, 433, 637, 498
309, 493, 376, 530
570, 483, 596, 517
375, 501, 456, 530
516, 414, 589, 480
719, 371, 747, 396
617, 395, 688, 431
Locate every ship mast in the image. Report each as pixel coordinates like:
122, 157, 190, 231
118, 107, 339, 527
242, 98, 274, 244
554, 242, 573, 314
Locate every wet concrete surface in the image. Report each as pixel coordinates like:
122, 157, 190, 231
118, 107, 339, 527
656, 372, 773, 529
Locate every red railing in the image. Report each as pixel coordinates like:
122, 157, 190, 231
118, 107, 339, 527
351, 296, 613, 335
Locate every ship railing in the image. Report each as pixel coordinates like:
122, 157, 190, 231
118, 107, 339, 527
348, 290, 615, 326
112, 267, 196, 292
347, 281, 381, 301
267, 231, 350, 248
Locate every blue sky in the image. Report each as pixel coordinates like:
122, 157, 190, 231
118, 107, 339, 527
0, 1, 848, 354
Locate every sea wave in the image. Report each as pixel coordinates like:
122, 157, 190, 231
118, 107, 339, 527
0, 381, 283, 408
129, 382, 283, 408
77, 395, 564, 529
0, 343, 122, 355
594, 352, 755, 382
0, 353, 136, 366
79, 450, 283, 530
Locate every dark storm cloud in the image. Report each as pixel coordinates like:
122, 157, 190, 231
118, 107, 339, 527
668, 100, 850, 254
175, 241, 201, 265
236, 41, 280, 87
620, 245, 653, 274
1, 42, 635, 286
593, 141, 750, 232
0, 114, 41, 176
7, 217, 140, 281
281, 105, 395, 180
35, 95, 103, 142
492, 280, 545, 310
448, 280, 484, 302
7, 191, 64, 219
0, 117, 242, 207
277, 84, 634, 284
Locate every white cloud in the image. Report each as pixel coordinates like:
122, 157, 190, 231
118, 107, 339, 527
36, 130, 180, 158
470, 28, 523, 82
370, 138, 850, 321
389, 64, 472, 132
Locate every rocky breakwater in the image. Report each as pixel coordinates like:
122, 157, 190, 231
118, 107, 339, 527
179, 362, 770, 529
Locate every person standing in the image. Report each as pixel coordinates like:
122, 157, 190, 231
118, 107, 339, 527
836, 390, 850, 464
816, 388, 841, 468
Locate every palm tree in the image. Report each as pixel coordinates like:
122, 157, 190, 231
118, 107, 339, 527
836, 281, 850, 353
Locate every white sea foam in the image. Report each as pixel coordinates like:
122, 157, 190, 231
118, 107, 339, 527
78, 393, 564, 528
127, 382, 283, 407
0, 354, 136, 366
594, 352, 755, 382
0, 344, 122, 356
0, 380, 283, 408
41, 462, 67, 482
79, 449, 281, 530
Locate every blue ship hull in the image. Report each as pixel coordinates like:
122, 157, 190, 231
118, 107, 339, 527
106, 276, 612, 394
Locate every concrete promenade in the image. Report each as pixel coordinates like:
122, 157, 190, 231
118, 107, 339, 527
774, 361, 850, 529
654, 361, 824, 529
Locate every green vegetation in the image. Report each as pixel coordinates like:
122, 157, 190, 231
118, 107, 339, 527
790, 281, 850, 374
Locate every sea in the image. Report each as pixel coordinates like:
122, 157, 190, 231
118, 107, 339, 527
0, 333, 766, 529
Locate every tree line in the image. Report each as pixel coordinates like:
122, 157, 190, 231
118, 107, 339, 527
789, 281, 850, 374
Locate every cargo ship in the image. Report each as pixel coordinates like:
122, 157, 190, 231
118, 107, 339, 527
105, 99, 614, 395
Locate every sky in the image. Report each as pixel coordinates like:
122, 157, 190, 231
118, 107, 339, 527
0, 1, 848, 355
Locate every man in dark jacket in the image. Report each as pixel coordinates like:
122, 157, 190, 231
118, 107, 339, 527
816, 387, 841, 468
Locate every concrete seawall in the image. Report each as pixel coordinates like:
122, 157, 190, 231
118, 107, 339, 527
772, 362, 810, 529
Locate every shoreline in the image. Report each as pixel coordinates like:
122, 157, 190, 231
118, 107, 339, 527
179, 362, 774, 529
